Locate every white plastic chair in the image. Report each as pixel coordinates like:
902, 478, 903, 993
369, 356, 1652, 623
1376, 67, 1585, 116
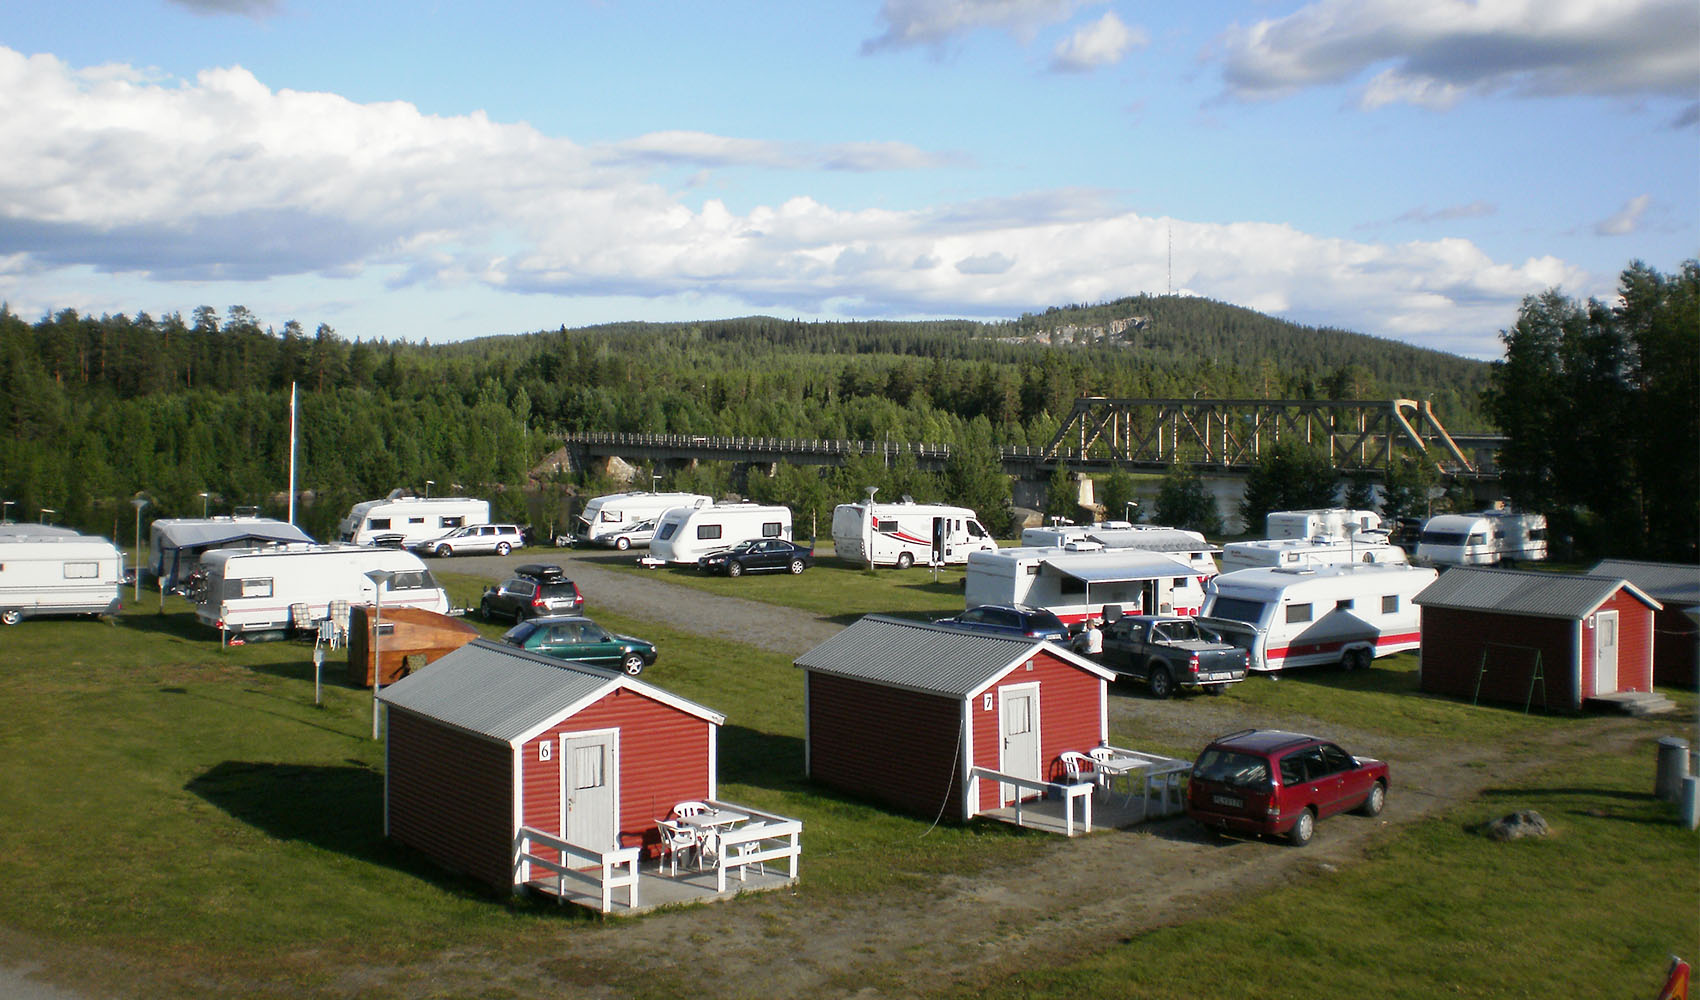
1058, 751, 1098, 789
1088, 746, 1130, 802
670, 801, 713, 869
655, 818, 699, 876
730, 824, 768, 882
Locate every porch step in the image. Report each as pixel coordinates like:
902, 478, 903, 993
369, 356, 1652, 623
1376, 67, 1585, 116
1586, 691, 1678, 716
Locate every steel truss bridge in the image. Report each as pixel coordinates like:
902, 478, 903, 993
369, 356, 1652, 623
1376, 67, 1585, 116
556, 398, 1500, 482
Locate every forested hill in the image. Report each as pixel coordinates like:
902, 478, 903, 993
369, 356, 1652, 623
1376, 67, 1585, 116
0, 295, 1490, 541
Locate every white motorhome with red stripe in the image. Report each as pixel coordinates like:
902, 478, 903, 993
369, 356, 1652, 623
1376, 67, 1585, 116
963, 546, 1209, 626
831, 500, 996, 568
1199, 562, 1437, 672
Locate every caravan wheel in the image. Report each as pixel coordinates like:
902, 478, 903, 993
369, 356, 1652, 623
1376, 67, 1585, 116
896, 551, 914, 570
0, 609, 19, 626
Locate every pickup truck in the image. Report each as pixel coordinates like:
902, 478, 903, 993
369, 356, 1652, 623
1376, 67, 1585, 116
1096, 615, 1249, 698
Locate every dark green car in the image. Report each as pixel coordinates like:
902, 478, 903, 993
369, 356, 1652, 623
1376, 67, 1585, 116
500, 615, 658, 675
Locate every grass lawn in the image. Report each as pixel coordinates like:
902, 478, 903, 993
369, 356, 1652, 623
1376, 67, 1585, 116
1, 581, 1695, 999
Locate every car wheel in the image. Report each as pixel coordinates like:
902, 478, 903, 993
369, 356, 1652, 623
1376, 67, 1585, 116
435, 544, 453, 558
479, 599, 495, 621
0, 609, 19, 626
495, 541, 511, 556
788, 559, 806, 575
615, 536, 631, 551
1358, 781, 1386, 817
727, 561, 744, 577
896, 551, 914, 570
621, 653, 645, 676
1147, 665, 1175, 700
1288, 808, 1316, 846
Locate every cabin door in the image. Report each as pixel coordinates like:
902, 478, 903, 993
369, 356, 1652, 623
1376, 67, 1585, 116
998, 683, 1042, 804
560, 729, 619, 856
1593, 611, 1620, 694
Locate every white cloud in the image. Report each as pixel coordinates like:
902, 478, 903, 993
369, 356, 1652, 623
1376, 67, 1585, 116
1050, 12, 1146, 72
601, 131, 965, 172
1218, 0, 1700, 107
167, 0, 280, 17
863, 0, 1086, 53
0, 46, 1593, 359
1594, 194, 1651, 235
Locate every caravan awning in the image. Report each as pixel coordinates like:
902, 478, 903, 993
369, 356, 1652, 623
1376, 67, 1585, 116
1041, 550, 1196, 584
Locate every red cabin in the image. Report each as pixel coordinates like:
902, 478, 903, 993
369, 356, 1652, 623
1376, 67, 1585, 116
1590, 560, 1700, 688
378, 638, 724, 894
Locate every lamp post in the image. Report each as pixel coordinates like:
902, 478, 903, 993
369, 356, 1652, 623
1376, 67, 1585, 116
130, 498, 148, 602
651, 473, 662, 494
364, 569, 395, 740
199, 492, 210, 518
39, 508, 56, 525
1124, 500, 1139, 524
1, 500, 13, 523
424, 480, 434, 499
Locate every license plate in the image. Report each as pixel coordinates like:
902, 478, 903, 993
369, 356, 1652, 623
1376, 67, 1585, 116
1212, 794, 1242, 808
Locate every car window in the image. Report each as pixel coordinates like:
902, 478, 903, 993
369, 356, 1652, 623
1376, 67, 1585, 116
989, 608, 1019, 628
1278, 753, 1308, 785
960, 608, 987, 624
1194, 749, 1269, 787
581, 626, 609, 642
1319, 744, 1354, 774
1283, 746, 1328, 783
540, 582, 576, 599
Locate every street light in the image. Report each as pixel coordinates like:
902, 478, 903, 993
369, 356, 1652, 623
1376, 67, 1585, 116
130, 497, 148, 602
424, 480, 434, 499
1124, 500, 1139, 524
0, 500, 13, 523
39, 508, 56, 525
363, 569, 395, 740
651, 473, 662, 493
199, 492, 210, 518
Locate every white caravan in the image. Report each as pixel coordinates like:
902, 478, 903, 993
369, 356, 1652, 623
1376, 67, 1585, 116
832, 499, 998, 568
1264, 508, 1383, 542
1199, 562, 1437, 672
648, 502, 793, 565
193, 543, 449, 635
0, 534, 124, 625
1018, 523, 1220, 578
148, 516, 314, 591
963, 546, 1209, 627
1219, 536, 1408, 575
1416, 510, 1548, 566
573, 492, 712, 549
337, 493, 491, 548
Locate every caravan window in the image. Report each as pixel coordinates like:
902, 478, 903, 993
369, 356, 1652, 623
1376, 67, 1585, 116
389, 569, 437, 591
1334, 598, 1355, 612
657, 522, 678, 541
1285, 603, 1313, 624
408, 517, 425, 525
440, 516, 465, 529
697, 524, 723, 541
233, 578, 273, 599
874, 518, 899, 534
63, 561, 98, 579
600, 510, 623, 523
1381, 594, 1400, 614
367, 518, 392, 530
1209, 597, 1268, 625
967, 520, 987, 538
762, 521, 783, 538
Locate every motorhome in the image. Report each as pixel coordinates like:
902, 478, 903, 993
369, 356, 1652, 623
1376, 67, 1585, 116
1198, 562, 1438, 672
336, 493, 490, 548
647, 502, 792, 565
1219, 536, 1408, 575
572, 492, 712, 549
0, 534, 124, 625
1415, 510, 1548, 566
1264, 508, 1383, 542
192, 543, 449, 636
148, 516, 314, 591
832, 499, 997, 568
962, 546, 1210, 627
1018, 523, 1219, 578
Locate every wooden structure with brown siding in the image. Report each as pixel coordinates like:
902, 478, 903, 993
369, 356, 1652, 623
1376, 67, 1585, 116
1414, 568, 1661, 714
795, 615, 1115, 823
378, 639, 725, 895
347, 605, 481, 686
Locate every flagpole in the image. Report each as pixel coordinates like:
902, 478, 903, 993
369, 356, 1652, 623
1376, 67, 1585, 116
288, 382, 298, 525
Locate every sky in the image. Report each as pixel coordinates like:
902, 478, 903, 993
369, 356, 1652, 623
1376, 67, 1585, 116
1, 1, 1694, 360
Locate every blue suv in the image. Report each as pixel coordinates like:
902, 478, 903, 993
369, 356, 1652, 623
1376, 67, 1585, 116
933, 604, 1070, 641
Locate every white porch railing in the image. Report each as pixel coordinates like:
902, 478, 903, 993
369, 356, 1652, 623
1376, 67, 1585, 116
1093, 745, 1193, 817
515, 826, 642, 913
966, 768, 1097, 836
706, 799, 803, 893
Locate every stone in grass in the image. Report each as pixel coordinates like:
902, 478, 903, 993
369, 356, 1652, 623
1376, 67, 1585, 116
1480, 809, 1551, 841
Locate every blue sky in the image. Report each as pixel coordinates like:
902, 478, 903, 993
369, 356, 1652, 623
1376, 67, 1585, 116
1, 1, 1694, 359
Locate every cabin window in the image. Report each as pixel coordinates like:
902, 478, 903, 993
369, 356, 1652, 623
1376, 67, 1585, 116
1528, 527, 1547, 541
875, 518, 899, 534
440, 516, 465, 529
62, 561, 99, 579
389, 569, 436, 591
697, 524, 723, 540
657, 522, 678, 540
1285, 603, 1313, 624
574, 745, 606, 790
367, 518, 391, 530
408, 517, 425, 525
239, 578, 273, 599
600, 510, 623, 523
1173, 577, 1187, 588
1025, 564, 1040, 576
968, 520, 987, 538
1466, 533, 1487, 546
1334, 598, 1354, 612
762, 521, 783, 538
1381, 594, 1399, 614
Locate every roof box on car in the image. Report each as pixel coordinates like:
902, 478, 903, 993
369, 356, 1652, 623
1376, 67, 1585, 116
514, 563, 563, 580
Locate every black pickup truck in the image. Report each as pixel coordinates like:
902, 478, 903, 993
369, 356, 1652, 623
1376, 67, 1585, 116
1096, 615, 1249, 698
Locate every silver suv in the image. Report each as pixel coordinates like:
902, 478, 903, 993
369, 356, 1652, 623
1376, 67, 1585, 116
410, 523, 525, 557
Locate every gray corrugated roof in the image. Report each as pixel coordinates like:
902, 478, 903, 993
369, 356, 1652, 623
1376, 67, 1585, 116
379, 639, 722, 743
1589, 560, 1700, 605
1415, 567, 1660, 619
153, 518, 313, 549
793, 615, 1110, 698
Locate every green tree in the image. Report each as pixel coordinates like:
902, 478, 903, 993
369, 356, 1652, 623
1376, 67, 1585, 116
1044, 461, 1079, 523
1098, 466, 1137, 523
1154, 464, 1224, 537
1343, 470, 1378, 512
942, 417, 1011, 534
1239, 441, 1337, 533
1377, 453, 1437, 523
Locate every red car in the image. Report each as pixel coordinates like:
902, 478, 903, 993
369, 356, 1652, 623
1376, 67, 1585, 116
1184, 729, 1388, 846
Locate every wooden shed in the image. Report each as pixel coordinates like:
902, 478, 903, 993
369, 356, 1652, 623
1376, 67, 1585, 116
347, 605, 480, 686
1590, 560, 1700, 688
794, 615, 1115, 823
377, 638, 725, 894
1414, 568, 1661, 713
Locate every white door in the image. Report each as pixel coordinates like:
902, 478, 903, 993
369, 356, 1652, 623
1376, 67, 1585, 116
998, 683, 1041, 805
560, 730, 618, 856
1593, 611, 1619, 694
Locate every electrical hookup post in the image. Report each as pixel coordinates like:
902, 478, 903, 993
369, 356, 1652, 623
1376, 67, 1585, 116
931, 515, 945, 583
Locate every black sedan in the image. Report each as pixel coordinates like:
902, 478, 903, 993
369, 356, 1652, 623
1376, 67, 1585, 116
697, 538, 814, 577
